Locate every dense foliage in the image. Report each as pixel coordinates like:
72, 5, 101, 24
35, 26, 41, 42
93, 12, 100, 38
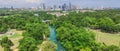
41, 40, 57, 51
0, 11, 54, 51
0, 9, 120, 51
52, 9, 120, 51
0, 37, 14, 51
19, 37, 38, 51
53, 10, 120, 33
23, 23, 49, 44
56, 23, 98, 51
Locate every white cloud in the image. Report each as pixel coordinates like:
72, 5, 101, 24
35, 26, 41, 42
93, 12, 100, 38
25, 0, 44, 3
0, 0, 45, 4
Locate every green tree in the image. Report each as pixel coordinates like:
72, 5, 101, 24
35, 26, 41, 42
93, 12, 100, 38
0, 23, 8, 33
81, 17, 97, 28
56, 23, 97, 51
19, 37, 38, 51
23, 23, 49, 43
41, 41, 57, 51
98, 17, 116, 33
0, 37, 14, 51
80, 47, 92, 51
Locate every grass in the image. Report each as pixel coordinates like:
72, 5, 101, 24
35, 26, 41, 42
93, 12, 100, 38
0, 29, 23, 51
10, 34, 23, 51
91, 29, 120, 47
10, 34, 22, 38
0, 46, 4, 51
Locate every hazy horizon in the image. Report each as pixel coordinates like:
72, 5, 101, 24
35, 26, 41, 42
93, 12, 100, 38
0, 0, 120, 8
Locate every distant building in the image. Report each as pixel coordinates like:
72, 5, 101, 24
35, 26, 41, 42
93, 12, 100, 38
69, 2, 72, 11
53, 5, 57, 10
62, 3, 67, 11
11, 6, 14, 10
72, 5, 77, 10
42, 3, 46, 10
9, 6, 14, 11
59, 5, 61, 9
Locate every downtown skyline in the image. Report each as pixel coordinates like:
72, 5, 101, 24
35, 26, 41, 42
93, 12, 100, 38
0, 0, 120, 8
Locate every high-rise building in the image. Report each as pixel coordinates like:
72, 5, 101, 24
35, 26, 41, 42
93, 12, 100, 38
59, 5, 61, 9
53, 5, 57, 10
42, 3, 46, 10
62, 3, 67, 11
11, 6, 14, 10
69, 2, 72, 11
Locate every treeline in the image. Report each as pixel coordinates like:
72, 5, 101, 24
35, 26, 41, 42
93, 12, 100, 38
51, 9, 120, 51
0, 12, 41, 32
53, 10, 120, 33
0, 11, 56, 33
38, 11, 56, 20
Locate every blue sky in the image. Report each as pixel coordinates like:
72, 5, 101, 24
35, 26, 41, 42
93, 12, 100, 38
0, 0, 120, 8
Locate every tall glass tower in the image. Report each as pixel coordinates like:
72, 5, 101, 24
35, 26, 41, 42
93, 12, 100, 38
69, 2, 72, 11
42, 3, 46, 10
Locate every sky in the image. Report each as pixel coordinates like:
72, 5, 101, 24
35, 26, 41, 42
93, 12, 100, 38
0, 0, 120, 8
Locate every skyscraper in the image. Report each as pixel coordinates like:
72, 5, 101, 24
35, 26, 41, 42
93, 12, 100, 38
53, 5, 57, 10
59, 5, 61, 9
62, 3, 67, 11
69, 2, 72, 11
11, 6, 14, 10
42, 3, 46, 10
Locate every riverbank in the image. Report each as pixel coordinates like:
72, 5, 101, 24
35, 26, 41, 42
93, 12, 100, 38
49, 26, 66, 51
